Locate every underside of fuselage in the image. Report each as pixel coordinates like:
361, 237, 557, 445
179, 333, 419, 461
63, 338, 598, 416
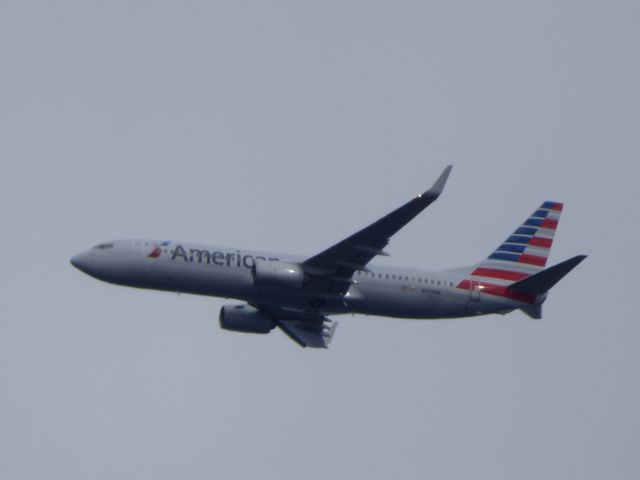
93, 251, 523, 320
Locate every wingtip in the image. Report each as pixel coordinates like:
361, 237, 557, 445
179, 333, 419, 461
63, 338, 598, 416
425, 165, 453, 197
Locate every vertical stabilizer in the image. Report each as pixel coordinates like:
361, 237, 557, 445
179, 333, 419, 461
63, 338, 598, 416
469, 201, 564, 286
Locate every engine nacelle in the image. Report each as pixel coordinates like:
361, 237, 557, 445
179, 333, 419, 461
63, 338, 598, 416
251, 260, 304, 288
219, 304, 275, 334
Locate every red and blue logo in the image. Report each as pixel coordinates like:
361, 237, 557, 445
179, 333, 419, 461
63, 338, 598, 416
148, 241, 171, 258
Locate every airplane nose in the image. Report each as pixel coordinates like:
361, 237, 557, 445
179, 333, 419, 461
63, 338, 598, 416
70, 252, 92, 272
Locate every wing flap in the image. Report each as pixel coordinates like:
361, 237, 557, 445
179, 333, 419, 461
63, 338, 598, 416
278, 318, 338, 349
258, 306, 338, 348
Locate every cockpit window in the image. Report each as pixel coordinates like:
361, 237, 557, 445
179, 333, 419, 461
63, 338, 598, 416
93, 243, 114, 250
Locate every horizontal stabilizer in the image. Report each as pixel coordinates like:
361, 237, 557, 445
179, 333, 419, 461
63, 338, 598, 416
510, 255, 587, 295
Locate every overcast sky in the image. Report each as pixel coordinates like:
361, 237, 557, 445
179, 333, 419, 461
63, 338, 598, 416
1, 1, 638, 479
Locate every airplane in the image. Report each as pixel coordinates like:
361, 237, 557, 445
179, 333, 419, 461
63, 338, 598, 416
70, 166, 586, 348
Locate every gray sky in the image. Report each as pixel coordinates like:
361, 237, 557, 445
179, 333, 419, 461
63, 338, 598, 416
1, 1, 638, 479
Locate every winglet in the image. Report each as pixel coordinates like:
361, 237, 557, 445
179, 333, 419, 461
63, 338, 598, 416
423, 165, 453, 198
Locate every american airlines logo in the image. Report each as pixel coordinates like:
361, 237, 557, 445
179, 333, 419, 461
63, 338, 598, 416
147, 241, 171, 258
150, 243, 279, 269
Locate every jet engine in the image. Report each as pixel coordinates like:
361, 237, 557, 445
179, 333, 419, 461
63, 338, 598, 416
251, 260, 304, 287
219, 304, 275, 334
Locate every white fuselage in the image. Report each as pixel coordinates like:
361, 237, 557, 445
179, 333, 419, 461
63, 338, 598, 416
72, 239, 526, 319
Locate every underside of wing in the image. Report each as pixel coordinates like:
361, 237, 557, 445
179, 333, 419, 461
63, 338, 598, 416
260, 306, 338, 348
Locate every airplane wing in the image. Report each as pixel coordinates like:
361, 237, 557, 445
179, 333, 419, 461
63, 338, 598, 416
302, 165, 452, 296
278, 316, 337, 349
260, 305, 338, 348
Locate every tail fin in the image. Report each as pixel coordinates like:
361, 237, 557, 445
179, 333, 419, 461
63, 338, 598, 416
469, 201, 564, 285
454, 202, 585, 320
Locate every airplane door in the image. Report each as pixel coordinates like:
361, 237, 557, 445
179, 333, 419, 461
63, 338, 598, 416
469, 279, 481, 301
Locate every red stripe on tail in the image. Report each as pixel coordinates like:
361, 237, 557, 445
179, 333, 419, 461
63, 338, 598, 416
519, 254, 546, 266
529, 236, 552, 248
471, 268, 529, 281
